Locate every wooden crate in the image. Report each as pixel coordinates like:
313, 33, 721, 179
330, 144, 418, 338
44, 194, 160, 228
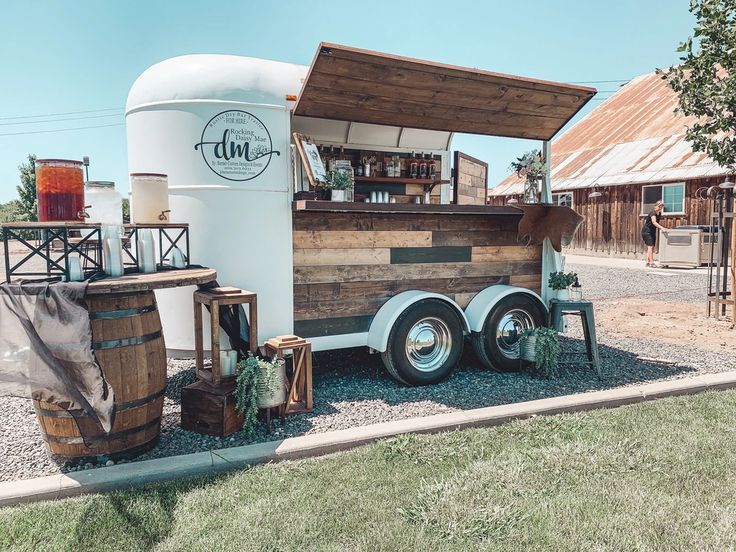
181, 380, 243, 437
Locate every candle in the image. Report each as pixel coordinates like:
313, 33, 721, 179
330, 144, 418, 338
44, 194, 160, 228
219, 350, 230, 377
227, 350, 238, 374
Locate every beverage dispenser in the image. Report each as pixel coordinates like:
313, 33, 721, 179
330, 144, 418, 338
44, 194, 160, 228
34, 159, 85, 221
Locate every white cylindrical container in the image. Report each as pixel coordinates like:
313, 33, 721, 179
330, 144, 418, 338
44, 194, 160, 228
67, 254, 83, 281
137, 229, 156, 273
85, 181, 123, 226
130, 173, 169, 223
103, 237, 124, 277
126, 55, 299, 351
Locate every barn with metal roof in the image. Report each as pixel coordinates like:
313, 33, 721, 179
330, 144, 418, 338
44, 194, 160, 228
489, 71, 731, 256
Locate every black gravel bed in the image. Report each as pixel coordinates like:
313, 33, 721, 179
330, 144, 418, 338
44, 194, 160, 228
0, 262, 730, 483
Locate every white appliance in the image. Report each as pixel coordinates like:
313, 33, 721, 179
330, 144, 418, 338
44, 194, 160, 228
658, 228, 702, 269
677, 225, 719, 265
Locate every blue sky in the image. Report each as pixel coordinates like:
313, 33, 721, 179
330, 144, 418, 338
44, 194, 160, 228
0, 0, 694, 202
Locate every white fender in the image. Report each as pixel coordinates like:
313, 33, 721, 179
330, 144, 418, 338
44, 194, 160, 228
367, 291, 470, 353
465, 285, 547, 332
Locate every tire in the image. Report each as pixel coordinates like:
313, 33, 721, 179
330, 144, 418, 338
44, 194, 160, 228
472, 294, 546, 372
380, 299, 464, 386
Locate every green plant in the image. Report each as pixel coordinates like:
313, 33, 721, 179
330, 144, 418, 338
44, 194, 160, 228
658, 0, 736, 170
326, 169, 354, 190
16, 154, 37, 223
234, 353, 260, 434
256, 356, 281, 397
509, 150, 547, 204
521, 327, 560, 378
548, 271, 578, 291
234, 353, 283, 433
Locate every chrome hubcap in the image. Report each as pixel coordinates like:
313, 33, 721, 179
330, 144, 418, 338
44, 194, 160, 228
405, 317, 452, 372
495, 309, 535, 359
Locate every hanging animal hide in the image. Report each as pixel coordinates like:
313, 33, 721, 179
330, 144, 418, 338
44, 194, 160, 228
515, 204, 585, 252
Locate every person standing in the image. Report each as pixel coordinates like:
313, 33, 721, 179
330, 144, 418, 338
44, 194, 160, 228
641, 200, 667, 267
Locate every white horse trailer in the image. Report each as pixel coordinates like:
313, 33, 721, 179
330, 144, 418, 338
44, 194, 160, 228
125, 43, 594, 385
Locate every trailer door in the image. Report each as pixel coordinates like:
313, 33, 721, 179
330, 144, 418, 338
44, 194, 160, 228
453, 151, 488, 205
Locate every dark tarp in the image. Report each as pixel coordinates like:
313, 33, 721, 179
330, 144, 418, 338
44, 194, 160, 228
0, 281, 114, 443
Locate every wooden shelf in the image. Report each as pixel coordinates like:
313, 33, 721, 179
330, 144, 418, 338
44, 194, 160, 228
293, 200, 521, 216
354, 176, 448, 185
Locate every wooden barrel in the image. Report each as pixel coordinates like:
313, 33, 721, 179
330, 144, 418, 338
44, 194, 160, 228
33, 290, 167, 461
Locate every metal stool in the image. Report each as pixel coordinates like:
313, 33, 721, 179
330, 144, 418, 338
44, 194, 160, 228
548, 299, 601, 377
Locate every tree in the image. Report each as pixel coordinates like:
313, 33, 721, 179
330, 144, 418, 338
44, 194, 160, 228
15, 154, 37, 222
659, 0, 736, 169
0, 199, 21, 223
122, 198, 130, 223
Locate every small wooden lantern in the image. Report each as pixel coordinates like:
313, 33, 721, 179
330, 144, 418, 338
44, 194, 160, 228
263, 335, 313, 415
193, 287, 258, 385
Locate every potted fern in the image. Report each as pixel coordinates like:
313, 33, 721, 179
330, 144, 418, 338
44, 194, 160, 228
234, 352, 287, 434
548, 271, 578, 301
256, 356, 286, 409
327, 168, 354, 202
520, 327, 560, 378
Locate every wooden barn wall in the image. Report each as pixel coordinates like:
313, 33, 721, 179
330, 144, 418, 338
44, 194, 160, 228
489, 178, 717, 257
292, 211, 542, 338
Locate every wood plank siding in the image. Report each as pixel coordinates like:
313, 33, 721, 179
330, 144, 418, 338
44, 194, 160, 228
488, 178, 717, 257
292, 211, 542, 338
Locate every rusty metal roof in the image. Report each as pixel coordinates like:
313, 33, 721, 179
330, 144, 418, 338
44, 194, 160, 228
489, 72, 729, 197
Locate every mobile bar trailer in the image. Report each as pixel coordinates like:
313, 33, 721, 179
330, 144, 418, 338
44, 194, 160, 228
125, 43, 594, 385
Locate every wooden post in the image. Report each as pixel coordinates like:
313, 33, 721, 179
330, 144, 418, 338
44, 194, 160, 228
731, 214, 736, 326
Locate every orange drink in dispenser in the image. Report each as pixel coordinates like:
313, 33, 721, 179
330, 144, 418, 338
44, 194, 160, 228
34, 159, 85, 221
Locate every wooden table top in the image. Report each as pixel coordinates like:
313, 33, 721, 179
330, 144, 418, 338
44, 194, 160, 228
86, 267, 216, 295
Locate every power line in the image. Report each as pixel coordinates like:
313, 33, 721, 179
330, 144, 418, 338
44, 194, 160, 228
0, 123, 124, 137
569, 79, 631, 84
0, 112, 123, 127
0, 107, 122, 121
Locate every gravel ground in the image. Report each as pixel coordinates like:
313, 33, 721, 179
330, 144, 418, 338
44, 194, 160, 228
1, 261, 734, 483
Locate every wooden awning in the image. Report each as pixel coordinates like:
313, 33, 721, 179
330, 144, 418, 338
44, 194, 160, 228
293, 43, 596, 141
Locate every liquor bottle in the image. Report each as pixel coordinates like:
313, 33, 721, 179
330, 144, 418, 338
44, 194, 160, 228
419, 152, 428, 179
409, 151, 418, 179
428, 154, 437, 180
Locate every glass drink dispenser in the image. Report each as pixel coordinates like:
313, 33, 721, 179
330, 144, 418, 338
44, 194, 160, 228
85, 181, 123, 226
34, 159, 85, 221
130, 173, 170, 223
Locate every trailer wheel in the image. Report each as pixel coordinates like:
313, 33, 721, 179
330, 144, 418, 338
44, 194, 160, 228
381, 300, 464, 386
472, 294, 546, 372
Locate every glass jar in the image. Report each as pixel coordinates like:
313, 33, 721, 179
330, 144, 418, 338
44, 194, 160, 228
34, 159, 85, 221
85, 181, 123, 226
130, 173, 169, 223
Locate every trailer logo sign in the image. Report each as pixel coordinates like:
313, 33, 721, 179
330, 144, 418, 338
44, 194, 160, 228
194, 110, 280, 181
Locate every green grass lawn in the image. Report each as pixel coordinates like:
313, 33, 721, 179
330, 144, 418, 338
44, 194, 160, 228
4, 390, 736, 551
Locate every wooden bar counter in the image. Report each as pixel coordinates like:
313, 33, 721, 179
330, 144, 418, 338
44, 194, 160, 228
34, 268, 216, 462
291, 201, 542, 338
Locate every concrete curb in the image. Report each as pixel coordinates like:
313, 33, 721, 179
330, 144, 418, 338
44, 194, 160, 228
3, 370, 736, 508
